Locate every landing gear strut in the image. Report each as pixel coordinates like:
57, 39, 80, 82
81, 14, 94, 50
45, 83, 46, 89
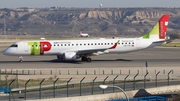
18, 56, 23, 62
81, 56, 92, 62
81, 57, 87, 61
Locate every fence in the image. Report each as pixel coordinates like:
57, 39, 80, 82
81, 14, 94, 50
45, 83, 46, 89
0, 69, 178, 100
0, 68, 174, 76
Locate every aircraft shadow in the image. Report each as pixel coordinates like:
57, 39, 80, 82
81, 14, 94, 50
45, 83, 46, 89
0, 59, 82, 64
93, 59, 132, 62
0, 59, 132, 64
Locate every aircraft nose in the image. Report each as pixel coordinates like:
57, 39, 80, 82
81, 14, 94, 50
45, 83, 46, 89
2, 48, 9, 55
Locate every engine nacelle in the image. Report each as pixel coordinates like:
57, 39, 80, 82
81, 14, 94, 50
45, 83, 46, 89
63, 52, 77, 60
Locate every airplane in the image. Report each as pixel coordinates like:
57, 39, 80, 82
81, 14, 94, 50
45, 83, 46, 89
80, 30, 89, 37
3, 15, 170, 62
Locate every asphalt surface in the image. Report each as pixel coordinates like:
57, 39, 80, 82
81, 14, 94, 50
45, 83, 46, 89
0, 46, 180, 69
0, 46, 180, 100
0, 46, 180, 80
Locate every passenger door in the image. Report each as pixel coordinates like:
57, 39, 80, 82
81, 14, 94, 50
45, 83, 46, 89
24, 42, 29, 52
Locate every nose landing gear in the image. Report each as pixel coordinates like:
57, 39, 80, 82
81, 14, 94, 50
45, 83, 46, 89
18, 56, 23, 62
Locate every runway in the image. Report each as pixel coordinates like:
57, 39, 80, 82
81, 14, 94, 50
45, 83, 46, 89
1, 46, 180, 100
0, 46, 180, 69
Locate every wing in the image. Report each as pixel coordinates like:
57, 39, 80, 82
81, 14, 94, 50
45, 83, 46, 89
76, 40, 120, 55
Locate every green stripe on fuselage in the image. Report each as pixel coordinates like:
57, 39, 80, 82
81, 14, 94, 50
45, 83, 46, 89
28, 42, 40, 55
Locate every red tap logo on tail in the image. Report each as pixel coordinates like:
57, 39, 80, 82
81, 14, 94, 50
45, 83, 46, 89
159, 15, 169, 39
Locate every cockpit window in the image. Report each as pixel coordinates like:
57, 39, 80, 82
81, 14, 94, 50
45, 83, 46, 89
10, 44, 18, 47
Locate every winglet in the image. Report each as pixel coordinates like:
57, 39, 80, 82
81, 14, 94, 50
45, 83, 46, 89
109, 40, 119, 49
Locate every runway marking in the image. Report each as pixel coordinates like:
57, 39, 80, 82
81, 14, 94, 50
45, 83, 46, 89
52, 65, 60, 68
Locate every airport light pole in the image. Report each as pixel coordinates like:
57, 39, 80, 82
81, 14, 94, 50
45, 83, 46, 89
99, 85, 129, 101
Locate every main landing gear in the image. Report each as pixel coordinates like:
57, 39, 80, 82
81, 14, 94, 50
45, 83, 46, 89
18, 56, 23, 62
81, 56, 91, 62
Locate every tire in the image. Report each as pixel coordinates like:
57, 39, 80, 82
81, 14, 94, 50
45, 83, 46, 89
86, 58, 91, 62
81, 57, 87, 61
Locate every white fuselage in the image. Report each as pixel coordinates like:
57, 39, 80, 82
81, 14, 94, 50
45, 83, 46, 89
80, 33, 89, 37
3, 38, 162, 56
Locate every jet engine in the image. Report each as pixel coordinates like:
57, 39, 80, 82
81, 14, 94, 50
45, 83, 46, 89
63, 52, 77, 60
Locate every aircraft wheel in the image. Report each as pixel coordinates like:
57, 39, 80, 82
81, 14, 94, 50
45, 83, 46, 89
86, 58, 91, 62
81, 57, 87, 61
18, 56, 23, 63
19, 60, 23, 63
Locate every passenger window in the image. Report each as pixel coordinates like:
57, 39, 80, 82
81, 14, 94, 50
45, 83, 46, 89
68, 44, 70, 46
32, 45, 34, 47
98, 43, 100, 45
76, 44, 78, 46
80, 44, 82, 46
111, 43, 113, 45
129, 42, 131, 44
132, 42, 134, 44
65, 44, 66, 46
122, 43, 123, 44
72, 44, 74, 46
61, 44, 63, 46
91, 43, 93, 45
108, 43, 109, 45
84, 44, 86, 45
105, 43, 106, 45
88, 44, 90, 45
101, 43, 103, 45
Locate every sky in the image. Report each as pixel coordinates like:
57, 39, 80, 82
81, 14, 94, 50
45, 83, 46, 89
1, 0, 180, 8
